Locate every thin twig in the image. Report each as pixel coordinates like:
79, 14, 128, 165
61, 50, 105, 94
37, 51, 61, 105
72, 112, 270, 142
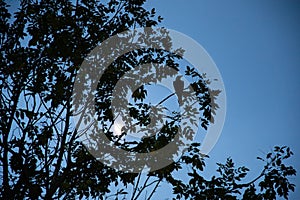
133, 175, 150, 200
147, 177, 162, 200
131, 173, 142, 200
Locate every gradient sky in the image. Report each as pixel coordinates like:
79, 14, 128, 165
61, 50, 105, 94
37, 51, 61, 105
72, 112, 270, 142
6, 0, 299, 198
144, 0, 300, 199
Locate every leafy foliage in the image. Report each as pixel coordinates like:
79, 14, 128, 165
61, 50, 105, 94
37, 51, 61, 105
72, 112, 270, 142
170, 146, 296, 200
0, 0, 296, 199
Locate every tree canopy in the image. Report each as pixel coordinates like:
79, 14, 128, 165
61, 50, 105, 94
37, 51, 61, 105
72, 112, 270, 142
0, 0, 296, 199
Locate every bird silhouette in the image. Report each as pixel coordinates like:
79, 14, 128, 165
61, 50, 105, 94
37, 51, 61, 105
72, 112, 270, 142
173, 76, 184, 105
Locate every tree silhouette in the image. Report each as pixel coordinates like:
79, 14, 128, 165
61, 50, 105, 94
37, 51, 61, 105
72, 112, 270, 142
0, 0, 296, 199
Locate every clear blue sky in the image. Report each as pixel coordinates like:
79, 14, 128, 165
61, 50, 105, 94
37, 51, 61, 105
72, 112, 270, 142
7, 0, 299, 198
144, 0, 300, 198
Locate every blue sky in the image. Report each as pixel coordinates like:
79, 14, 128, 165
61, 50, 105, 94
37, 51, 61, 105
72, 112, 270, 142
144, 0, 300, 198
5, 0, 299, 198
